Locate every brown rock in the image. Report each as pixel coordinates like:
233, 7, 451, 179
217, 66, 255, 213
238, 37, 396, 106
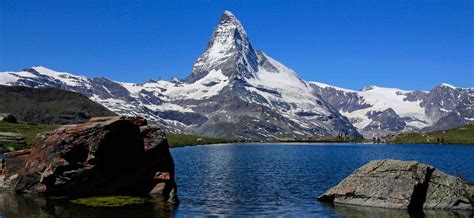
1, 149, 31, 189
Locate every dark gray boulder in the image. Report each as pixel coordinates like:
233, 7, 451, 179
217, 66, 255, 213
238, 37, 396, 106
318, 160, 473, 210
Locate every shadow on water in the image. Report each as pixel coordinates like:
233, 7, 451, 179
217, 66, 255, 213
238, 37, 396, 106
326, 203, 474, 218
0, 191, 177, 218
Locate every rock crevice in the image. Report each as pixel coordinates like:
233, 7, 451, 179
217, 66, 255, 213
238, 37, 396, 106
407, 167, 434, 211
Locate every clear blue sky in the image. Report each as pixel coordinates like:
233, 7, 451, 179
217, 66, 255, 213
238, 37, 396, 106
1, 0, 472, 90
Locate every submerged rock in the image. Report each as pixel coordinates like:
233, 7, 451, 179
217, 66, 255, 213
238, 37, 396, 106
318, 159, 473, 210
0, 116, 178, 204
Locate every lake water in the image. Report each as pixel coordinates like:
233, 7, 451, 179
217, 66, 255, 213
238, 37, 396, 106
0, 143, 473, 217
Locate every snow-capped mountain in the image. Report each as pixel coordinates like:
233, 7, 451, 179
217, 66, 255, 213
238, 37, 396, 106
0, 11, 359, 140
310, 82, 473, 137
0, 11, 472, 139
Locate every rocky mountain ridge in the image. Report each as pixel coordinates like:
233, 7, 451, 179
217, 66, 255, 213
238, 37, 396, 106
0, 11, 472, 139
310, 82, 473, 136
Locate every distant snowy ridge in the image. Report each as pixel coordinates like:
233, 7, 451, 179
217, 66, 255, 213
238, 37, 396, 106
310, 82, 473, 136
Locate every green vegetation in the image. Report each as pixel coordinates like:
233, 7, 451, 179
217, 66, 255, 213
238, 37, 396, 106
167, 133, 230, 147
389, 124, 474, 145
70, 196, 146, 207
0, 121, 58, 152
0, 141, 29, 152
0, 121, 58, 144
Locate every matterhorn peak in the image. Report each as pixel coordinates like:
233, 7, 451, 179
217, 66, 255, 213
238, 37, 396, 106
217, 10, 248, 40
220, 10, 237, 23
188, 11, 258, 82
220, 11, 242, 27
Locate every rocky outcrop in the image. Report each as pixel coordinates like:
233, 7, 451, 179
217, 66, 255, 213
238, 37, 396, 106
0, 149, 31, 189
318, 160, 473, 210
0, 132, 26, 144
0, 116, 178, 204
0, 113, 17, 123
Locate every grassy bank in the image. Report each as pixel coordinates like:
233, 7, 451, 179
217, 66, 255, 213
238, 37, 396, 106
167, 133, 230, 147
389, 124, 474, 145
0, 121, 58, 151
0, 121, 58, 144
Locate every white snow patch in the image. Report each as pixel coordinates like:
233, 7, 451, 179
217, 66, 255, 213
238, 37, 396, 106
358, 86, 425, 115
130, 69, 230, 100
247, 53, 326, 114
0, 73, 19, 84
146, 103, 194, 113
120, 82, 143, 97
309, 81, 356, 93
31, 66, 92, 88
439, 83, 456, 89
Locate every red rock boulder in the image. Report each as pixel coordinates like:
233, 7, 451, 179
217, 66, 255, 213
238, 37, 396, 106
6, 116, 178, 203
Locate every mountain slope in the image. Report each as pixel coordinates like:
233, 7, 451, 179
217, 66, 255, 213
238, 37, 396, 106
0, 85, 116, 124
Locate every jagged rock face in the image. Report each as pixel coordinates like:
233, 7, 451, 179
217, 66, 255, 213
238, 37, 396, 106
318, 160, 473, 210
2, 116, 178, 203
424, 94, 474, 132
421, 84, 474, 125
310, 83, 371, 113
363, 108, 406, 135
422, 84, 464, 122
